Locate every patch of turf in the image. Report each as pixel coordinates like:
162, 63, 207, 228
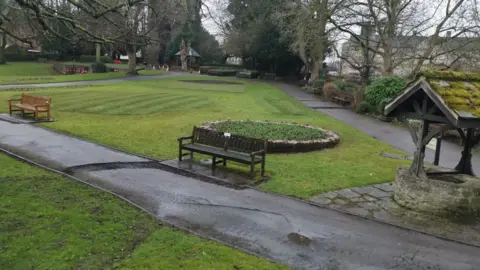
0, 76, 408, 198
214, 120, 326, 141
0, 154, 286, 269
0, 62, 167, 85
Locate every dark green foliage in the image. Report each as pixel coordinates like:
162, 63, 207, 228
237, 70, 260, 79
333, 80, 356, 93
207, 69, 237, 77
378, 98, 392, 114
79, 55, 113, 63
214, 120, 326, 141
91, 62, 107, 73
355, 101, 375, 114
200, 66, 212, 74
364, 76, 406, 107
311, 79, 325, 91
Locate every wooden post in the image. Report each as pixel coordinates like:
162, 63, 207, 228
433, 132, 443, 166
455, 128, 474, 175
410, 120, 429, 176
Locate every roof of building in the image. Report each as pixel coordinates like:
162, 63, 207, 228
175, 47, 201, 57
385, 70, 480, 128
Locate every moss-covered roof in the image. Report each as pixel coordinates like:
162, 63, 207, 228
421, 70, 480, 117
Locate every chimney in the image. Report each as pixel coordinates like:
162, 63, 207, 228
446, 31, 452, 37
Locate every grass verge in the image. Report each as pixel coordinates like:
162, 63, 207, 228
0, 62, 166, 85
0, 153, 286, 269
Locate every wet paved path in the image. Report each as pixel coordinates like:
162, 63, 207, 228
0, 72, 188, 89
273, 82, 480, 175
0, 121, 479, 270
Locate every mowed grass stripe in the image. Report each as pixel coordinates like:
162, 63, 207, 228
60, 93, 156, 112
264, 96, 304, 115
104, 94, 188, 115
135, 96, 204, 114
56, 92, 134, 110
83, 93, 170, 114
178, 99, 212, 111
54, 92, 126, 108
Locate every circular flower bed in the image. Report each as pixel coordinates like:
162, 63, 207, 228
200, 120, 340, 153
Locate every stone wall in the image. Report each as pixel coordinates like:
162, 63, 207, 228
394, 166, 480, 217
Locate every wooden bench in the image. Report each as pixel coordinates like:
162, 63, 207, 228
8, 93, 52, 120
178, 127, 267, 178
331, 90, 354, 107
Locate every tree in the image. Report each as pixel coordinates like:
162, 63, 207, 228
333, 0, 479, 77
274, 0, 348, 82
220, 0, 302, 75
7, 0, 187, 74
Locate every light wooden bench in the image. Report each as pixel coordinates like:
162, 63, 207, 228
8, 93, 52, 120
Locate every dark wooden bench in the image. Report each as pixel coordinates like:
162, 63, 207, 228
331, 90, 354, 107
8, 93, 52, 120
178, 127, 267, 177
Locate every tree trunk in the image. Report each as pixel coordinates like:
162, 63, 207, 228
127, 48, 138, 75
309, 60, 323, 82
95, 43, 101, 62
382, 40, 394, 76
0, 32, 6, 64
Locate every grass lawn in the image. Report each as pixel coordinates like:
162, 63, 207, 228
0, 62, 166, 85
0, 153, 286, 269
0, 76, 408, 198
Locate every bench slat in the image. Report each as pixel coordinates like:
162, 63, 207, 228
182, 144, 263, 163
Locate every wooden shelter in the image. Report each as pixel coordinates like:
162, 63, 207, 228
175, 47, 201, 68
384, 70, 480, 177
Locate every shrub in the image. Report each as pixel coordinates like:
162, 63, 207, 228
4, 53, 38, 62
322, 82, 338, 100
203, 62, 243, 69
355, 101, 375, 114
364, 76, 406, 107
199, 66, 211, 74
311, 79, 325, 91
207, 69, 237, 77
91, 62, 107, 73
79, 55, 113, 63
236, 70, 259, 79
333, 79, 356, 93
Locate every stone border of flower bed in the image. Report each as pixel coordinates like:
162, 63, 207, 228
200, 120, 340, 153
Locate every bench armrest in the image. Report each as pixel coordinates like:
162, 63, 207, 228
34, 104, 50, 108
177, 136, 193, 143
251, 150, 266, 157
8, 98, 21, 104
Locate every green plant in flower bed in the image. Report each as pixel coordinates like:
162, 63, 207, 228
208, 69, 237, 77
214, 120, 326, 141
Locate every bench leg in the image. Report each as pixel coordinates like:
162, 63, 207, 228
250, 160, 255, 178
261, 158, 265, 177
34, 111, 38, 121
178, 143, 183, 161
190, 151, 193, 160
212, 156, 216, 170
223, 159, 227, 166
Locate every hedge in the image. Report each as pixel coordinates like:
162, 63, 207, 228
79, 55, 113, 63
236, 70, 259, 79
207, 69, 237, 77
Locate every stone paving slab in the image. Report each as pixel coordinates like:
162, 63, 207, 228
0, 113, 54, 124
311, 183, 480, 247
